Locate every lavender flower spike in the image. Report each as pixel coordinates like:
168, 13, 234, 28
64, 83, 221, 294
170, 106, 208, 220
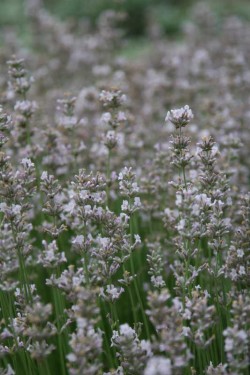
165, 105, 193, 128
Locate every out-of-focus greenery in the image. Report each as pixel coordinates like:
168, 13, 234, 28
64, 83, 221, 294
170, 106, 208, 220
0, 0, 250, 37
152, 4, 189, 36
0, 0, 25, 27
44, 0, 194, 36
212, 0, 250, 21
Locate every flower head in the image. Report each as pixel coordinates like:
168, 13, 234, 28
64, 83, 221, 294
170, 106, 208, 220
165, 105, 193, 129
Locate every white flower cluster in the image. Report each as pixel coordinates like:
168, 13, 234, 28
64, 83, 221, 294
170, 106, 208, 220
14, 100, 37, 116
38, 240, 67, 268
112, 323, 136, 344
144, 356, 172, 375
99, 90, 127, 107
118, 167, 140, 197
100, 284, 124, 302
121, 197, 141, 213
165, 105, 193, 128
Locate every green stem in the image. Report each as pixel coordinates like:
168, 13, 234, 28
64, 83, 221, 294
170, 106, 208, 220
99, 299, 116, 369
106, 149, 111, 207
52, 285, 67, 375
17, 246, 32, 303
127, 281, 138, 324
129, 207, 150, 339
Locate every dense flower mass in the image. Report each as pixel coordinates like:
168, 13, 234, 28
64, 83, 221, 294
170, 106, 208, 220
0, 1, 249, 375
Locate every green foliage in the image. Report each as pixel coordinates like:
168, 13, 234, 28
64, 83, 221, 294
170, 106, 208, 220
42, 0, 193, 36
0, 0, 24, 26
1, 0, 250, 38
211, 0, 250, 22
43, 0, 153, 35
154, 4, 188, 36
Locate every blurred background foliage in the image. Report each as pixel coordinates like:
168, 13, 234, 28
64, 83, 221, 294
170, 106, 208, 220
0, 0, 250, 37
42, 0, 195, 36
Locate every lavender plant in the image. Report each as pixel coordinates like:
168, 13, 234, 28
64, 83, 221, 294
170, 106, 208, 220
0, 2, 249, 375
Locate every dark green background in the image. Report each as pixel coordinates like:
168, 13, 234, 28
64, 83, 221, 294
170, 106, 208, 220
1, 0, 250, 37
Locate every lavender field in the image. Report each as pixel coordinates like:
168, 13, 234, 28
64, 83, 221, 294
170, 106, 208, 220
0, 1, 249, 374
